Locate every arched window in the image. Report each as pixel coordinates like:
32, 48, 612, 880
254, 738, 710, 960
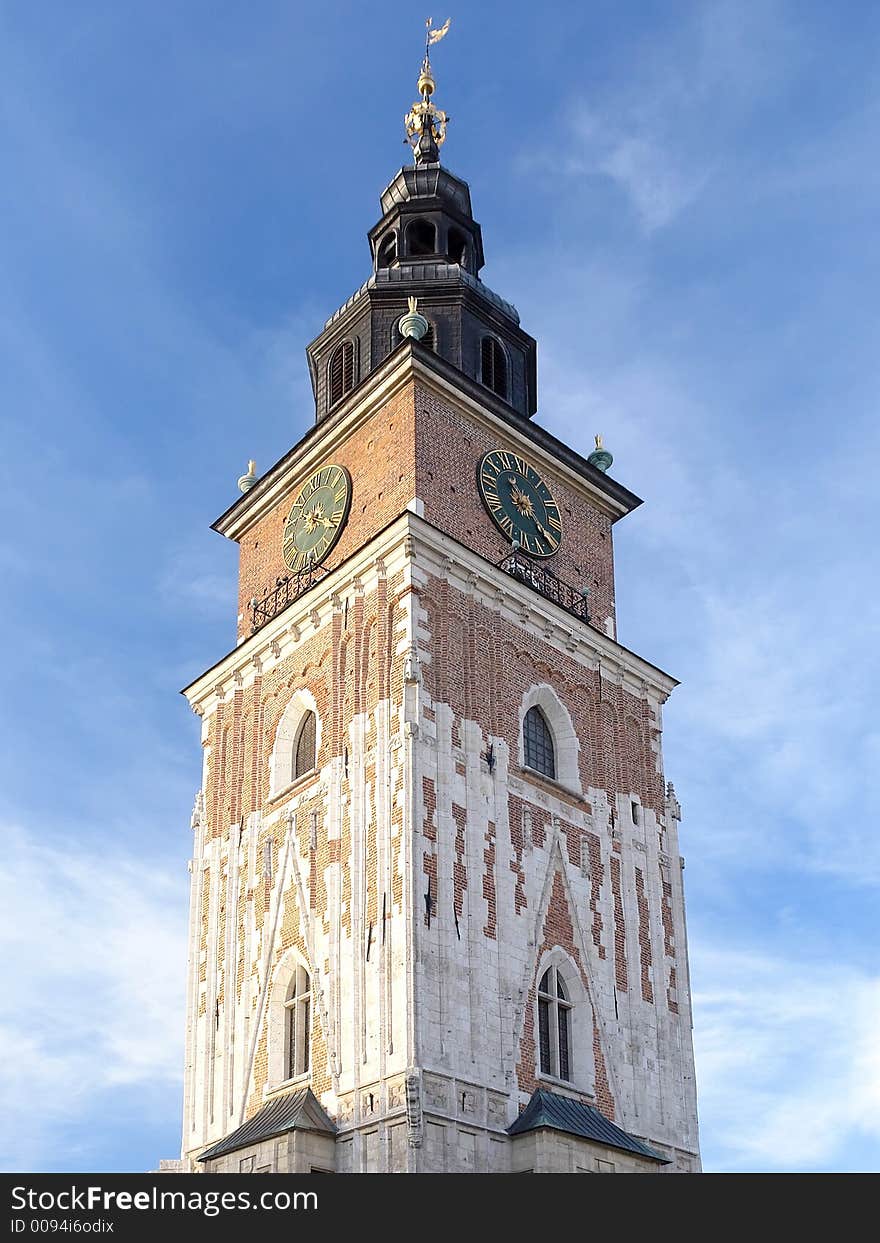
269, 691, 321, 799
377, 231, 397, 268
447, 226, 469, 269
284, 965, 311, 1080
523, 705, 555, 779
538, 966, 572, 1081
406, 218, 437, 257
293, 711, 317, 780
328, 340, 356, 407
480, 335, 508, 398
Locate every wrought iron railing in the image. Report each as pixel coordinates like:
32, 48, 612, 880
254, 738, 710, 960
499, 552, 591, 624
250, 566, 327, 632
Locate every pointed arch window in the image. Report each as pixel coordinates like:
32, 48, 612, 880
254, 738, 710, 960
481, 335, 508, 399
328, 340, 356, 407
523, 705, 555, 779
284, 965, 311, 1079
538, 967, 572, 1081
293, 711, 317, 780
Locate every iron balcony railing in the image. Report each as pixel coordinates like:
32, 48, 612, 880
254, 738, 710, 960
251, 553, 589, 634
250, 566, 326, 632
499, 551, 591, 624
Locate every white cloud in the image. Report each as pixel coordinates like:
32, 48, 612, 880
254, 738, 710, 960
0, 823, 187, 1170
692, 941, 880, 1170
515, 0, 806, 231
570, 109, 712, 233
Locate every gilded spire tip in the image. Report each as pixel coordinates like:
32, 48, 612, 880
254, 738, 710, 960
405, 18, 452, 165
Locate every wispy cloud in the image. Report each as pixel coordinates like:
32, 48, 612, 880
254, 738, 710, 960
692, 941, 880, 1170
0, 823, 187, 1171
534, 344, 880, 886
516, 0, 806, 231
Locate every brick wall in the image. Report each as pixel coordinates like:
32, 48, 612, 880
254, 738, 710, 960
234, 387, 417, 638
414, 384, 617, 630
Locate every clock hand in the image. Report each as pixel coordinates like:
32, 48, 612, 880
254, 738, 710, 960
534, 519, 558, 548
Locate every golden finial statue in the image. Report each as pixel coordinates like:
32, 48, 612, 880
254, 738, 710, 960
405, 18, 452, 165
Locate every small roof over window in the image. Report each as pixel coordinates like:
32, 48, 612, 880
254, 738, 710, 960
197, 1088, 335, 1162
508, 1089, 669, 1163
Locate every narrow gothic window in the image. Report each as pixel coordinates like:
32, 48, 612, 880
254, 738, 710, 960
293, 711, 317, 779
480, 335, 508, 398
284, 966, 311, 1079
524, 706, 555, 778
537, 967, 572, 1081
328, 340, 356, 406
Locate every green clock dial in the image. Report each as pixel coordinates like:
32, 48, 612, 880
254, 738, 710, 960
477, 449, 562, 558
282, 463, 352, 574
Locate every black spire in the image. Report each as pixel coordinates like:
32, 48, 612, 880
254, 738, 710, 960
304, 20, 537, 424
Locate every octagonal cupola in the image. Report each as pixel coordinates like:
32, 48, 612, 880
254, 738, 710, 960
305, 31, 537, 423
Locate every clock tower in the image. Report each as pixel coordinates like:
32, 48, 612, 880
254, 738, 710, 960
180, 40, 701, 1175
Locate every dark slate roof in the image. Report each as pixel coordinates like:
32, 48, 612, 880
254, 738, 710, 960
197, 1088, 336, 1162
507, 1090, 669, 1164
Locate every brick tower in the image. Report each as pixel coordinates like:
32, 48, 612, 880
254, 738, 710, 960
180, 41, 701, 1175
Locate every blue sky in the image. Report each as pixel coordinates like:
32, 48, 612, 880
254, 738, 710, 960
1, 0, 878, 1173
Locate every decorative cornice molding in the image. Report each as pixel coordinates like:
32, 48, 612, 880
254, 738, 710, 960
182, 515, 415, 712
211, 351, 418, 542
406, 515, 677, 699
211, 345, 640, 546
183, 510, 676, 717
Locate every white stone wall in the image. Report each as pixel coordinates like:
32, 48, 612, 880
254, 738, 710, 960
181, 514, 701, 1172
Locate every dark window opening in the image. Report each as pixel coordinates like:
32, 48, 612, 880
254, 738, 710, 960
293, 711, 317, 779
406, 218, 437, 257
377, 232, 397, 268
328, 340, 356, 406
481, 335, 508, 399
524, 706, 555, 779
447, 226, 469, 268
538, 996, 551, 1075
285, 966, 311, 1079
537, 966, 573, 1082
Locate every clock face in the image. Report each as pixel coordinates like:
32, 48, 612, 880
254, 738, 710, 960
477, 449, 562, 558
282, 463, 352, 573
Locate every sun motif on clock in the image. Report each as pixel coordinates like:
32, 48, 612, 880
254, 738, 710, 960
477, 449, 562, 557
282, 463, 352, 573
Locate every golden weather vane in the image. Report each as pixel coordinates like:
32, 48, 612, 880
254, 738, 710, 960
426, 16, 451, 49
405, 17, 452, 164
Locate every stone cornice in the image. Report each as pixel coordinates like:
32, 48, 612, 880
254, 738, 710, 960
212, 348, 419, 543
182, 513, 415, 713
212, 344, 641, 544
405, 349, 642, 522
406, 515, 678, 701
184, 508, 677, 716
